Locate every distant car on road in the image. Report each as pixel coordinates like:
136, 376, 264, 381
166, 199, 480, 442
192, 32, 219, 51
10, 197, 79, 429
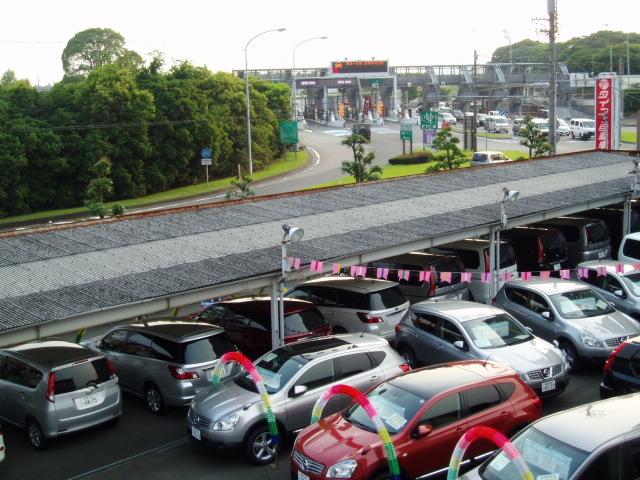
351, 123, 371, 140
570, 118, 595, 140
471, 151, 512, 166
556, 118, 570, 136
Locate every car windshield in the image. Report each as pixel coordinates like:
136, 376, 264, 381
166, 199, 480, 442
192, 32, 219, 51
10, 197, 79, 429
583, 120, 595, 128
463, 314, 532, 349
367, 286, 407, 310
549, 289, 615, 319
180, 333, 237, 364
479, 426, 588, 480
54, 358, 113, 394
622, 272, 640, 296
233, 347, 305, 394
285, 308, 328, 335
344, 382, 425, 435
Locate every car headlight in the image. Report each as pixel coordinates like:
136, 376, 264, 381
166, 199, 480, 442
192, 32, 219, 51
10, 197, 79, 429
212, 412, 240, 431
580, 333, 603, 348
326, 460, 358, 478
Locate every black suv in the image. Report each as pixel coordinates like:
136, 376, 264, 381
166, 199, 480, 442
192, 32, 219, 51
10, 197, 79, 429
600, 336, 640, 398
501, 226, 570, 272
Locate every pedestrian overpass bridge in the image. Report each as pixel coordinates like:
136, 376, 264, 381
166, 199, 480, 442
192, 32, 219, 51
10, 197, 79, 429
0, 151, 637, 347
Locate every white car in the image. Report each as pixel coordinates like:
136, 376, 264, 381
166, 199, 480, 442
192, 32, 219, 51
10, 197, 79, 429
556, 118, 570, 136
441, 112, 457, 125
619, 232, 640, 263
471, 151, 512, 166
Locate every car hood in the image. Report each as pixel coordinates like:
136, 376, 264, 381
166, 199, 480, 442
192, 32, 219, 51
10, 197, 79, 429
484, 337, 563, 370
569, 311, 640, 339
296, 413, 383, 465
191, 379, 261, 420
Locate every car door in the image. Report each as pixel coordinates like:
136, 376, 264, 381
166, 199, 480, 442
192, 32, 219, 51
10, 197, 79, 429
335, 352, 380, 409
398, 392, 467, 477
527, 292, 560, 341
437, 319, 474, 363
124, 332, 157, 395
99, 329, 132, 390
499, 286, 533, 323
574, 444, 625, 479
408, 312, 442, 365
602, 274, 635, 314
284, 358, 340, 432
0, 355, 42, 427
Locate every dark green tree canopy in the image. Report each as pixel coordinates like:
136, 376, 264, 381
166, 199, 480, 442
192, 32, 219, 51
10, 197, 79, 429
61, 28, 128, 77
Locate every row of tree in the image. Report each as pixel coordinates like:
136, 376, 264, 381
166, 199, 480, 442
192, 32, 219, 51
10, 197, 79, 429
0, 29, 291, 218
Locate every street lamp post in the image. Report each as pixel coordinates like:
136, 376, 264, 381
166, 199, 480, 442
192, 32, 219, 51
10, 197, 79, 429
502, 30, 512, 65
292, 36, 327, 120
245, 28, 286, 176
495, 187, 519, 298
277, 224, 304, 348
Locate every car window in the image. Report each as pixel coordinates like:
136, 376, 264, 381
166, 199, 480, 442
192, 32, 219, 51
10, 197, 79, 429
420, 393, 462, 429
603, 274, 623, 294
295, 359, 336, 391
440, 319, 464, 344
497, 382, 516, 399
529, 293, 551, 315
465, 384, 502, 415
54, 358, 112, 394
623, 238, 640, 260
339, 353, 373, 379
367, 286, 407, 310
180, 333, 236, 364
314, 287, 342, 307
125, 332, 155, 358
456, 249, 480, 270
205, 305, 250, 329
550, 289, 615, 319
463, 314, 532, 349
284, 308, 327, 335
583, 269, 606, 289
586, 222, 609, 245
150, 336, 180, 363
624, 273, 640, 297
369, 351, 387, 368
505, 286, 529, 307
101, 329, 129, 353
579, 445, 624, 479
336, 289, 368, 309
0, 356, 42, 388
198, 305, 227, 323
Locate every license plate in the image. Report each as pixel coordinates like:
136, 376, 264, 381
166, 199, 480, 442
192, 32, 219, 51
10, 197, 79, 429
541, 380, 556, 393
191, 426, 201, 441
76, 393, 99, 409
298, 472, 310, 480
553, 263, 561, 270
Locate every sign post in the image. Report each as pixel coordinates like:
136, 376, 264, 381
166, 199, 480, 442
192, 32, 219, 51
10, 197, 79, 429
279, 120, 300, 162
400, 129, 413, 155
201, 147, 212, 185
420, 111, 439, 130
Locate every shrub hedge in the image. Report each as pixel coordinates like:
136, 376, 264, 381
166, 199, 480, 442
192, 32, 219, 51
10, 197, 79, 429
388, 151, 433, 165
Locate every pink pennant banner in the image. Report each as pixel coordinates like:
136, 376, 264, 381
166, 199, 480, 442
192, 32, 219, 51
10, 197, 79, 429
596, 266, 606, 277
382, 268, 389, 280
359, 266, 367, 277
404, 270, 411, 281
332, 263, 341, 275
501, 271, 513, 282
461, 272, 472, 283
288, 257, 294, 269
481, 272, 492, 284
441, 272, 452, 283
294, 258, 301, 270
317, 261, 324, 272
577, 267, 588, 278
350, 265, 357, 277
634, 263, 640, 271
310, 260, 319, 272
376, 267, 383, 279
616, 264, 625, 273
397, 269, 405, 281
539, 271, 551, 280
521, 271, 532, 281
560, 269, 570, 280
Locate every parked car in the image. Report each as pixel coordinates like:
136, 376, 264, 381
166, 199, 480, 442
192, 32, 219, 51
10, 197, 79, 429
84, 318, 237, 414
193, 297, 331, 359
291, 360, 542, 480
441, 112, 457, 125
496, 279, 640, 371
600, 336, 640, 398
460, 393, 640, 480
453, 109, 464, 121
484, 115, 509, 133
431, 239, 518, 303
556, 117, 570, 136
576, 205, 640, 255
533, 216, 611, 267
500, 226, 570, 273
366, 252, 469, 304
577, 261, 640, 320
570, 117, 595, 140
477, 113, 487, 126
0, 341, 121, 448
512, 117, 526, 136
187, 334, 409, 464
618, 232, 640, 263
530, 117, 550, 137
470, 151, 512, 167
285, 276, 410, 342
395, 301, 569, 397
0, 423, 4, 463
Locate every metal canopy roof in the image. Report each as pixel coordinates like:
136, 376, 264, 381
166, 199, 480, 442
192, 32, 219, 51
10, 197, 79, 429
0, 151, 636, 346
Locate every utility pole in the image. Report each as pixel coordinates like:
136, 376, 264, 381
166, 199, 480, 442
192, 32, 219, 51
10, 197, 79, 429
473, 50, 478, 151
548, 0, 557, 155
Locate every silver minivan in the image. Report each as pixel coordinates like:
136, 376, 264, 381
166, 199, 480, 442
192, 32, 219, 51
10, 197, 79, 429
496, 279, 640, 371
187, 334, 408, 464
85, 318, 237, 414
0, 341, 121, 448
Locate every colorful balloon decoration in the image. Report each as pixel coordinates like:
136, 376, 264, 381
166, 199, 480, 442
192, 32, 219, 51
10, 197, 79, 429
310, 384, 402, 480
211, 351, 280, 445
446, 425, 533, 480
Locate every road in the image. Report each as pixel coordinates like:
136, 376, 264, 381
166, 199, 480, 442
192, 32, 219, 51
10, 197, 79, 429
2, 365, 603, 480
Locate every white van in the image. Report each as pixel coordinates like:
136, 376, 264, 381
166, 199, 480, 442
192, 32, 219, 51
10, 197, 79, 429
618, 232, 640, 263
484, 115, 509, 133
530, 118, 549, 136
570, 118, 595, 140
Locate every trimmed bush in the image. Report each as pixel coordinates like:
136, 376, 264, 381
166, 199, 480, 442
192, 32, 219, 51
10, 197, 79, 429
388, 151, 433, 165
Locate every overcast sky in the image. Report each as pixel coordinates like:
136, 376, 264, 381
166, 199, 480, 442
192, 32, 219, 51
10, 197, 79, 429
1, 0, 637, 86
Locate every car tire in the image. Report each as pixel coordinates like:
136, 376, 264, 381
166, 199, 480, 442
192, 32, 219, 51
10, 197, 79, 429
332, 327, 348, 334
559, 341, 579, 372
399, 347, 418, 368
571, 131, 575, 139
244, 424, 277, 465
144, 383, 165, 415
26, 418, 47, 449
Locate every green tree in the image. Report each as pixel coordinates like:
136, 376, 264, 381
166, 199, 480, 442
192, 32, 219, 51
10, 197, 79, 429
341, 134, 382, 183
61, 28, 128, 77
0, 70, 17, 87
85, 156, 114, 218
226, 174, 255, 199
520, 116, 552, 157
426, 127, 465, 172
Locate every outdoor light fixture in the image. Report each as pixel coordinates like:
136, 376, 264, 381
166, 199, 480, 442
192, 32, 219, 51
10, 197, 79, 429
493, 187, 520, 300
502, 187, 520, 203
277, 224, 304, 347
282, 223, 305, 244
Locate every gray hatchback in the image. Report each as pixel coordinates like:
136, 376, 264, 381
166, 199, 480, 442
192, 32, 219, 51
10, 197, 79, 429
187, 334, 408, 464
85, 318, 237, 414
0, 341, 121, 449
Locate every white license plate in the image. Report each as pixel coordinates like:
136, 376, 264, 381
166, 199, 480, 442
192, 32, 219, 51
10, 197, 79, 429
76, 393, 99, 409
191, 426, 201, 441
553, 263, 561, 270
541, 380, 556, 393
298, 472, 310, 480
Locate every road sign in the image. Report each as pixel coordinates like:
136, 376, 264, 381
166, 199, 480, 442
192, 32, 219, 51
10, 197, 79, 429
420, 111, 438, 130
400, 129, 413, 141
200, 147, 212, 159
423, 129, 436, 148
201, 158, 212, 166
279, 120, 299, 144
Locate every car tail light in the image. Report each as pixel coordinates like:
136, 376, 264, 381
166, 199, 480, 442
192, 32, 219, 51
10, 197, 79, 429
168, 365, 199, 380
357, 312, 383, 324
537, 237, 544, 264
399, 363, 411, 373
490, 297, 497, 305
46, 372, 55, 403
395, 324, 402, 333
604, 342, 629, 373
484, 249, 491, 273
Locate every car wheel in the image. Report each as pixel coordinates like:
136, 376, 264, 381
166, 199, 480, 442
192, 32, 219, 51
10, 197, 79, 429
244, 425, 277, 465
559, 341, 579, 372
571, 131, 575, 139
399, 347, 418, 368
145, 383, 165, 415
27, 418, 47, 449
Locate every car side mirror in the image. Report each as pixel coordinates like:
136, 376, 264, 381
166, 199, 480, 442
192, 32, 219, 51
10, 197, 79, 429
541, 311, 554, 320
290, 385, 308, 398
614, 289, 626, 299
453, 340, 467, 351
413, 424, 433, 439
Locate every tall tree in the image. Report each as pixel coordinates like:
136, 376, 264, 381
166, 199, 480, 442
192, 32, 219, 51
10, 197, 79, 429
520, 116, 552, 158
426, 127, 465, 172
341, 134, 382, 183
61, 28, 127, 77
85, 156, 114, 218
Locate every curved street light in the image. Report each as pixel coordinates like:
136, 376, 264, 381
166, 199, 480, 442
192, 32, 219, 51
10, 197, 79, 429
245, 28, 286, 176
291, 36, 327, 119
277, 224, 304, 347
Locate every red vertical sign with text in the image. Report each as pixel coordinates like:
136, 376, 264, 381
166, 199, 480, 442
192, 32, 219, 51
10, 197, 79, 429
595, 77, 613, 150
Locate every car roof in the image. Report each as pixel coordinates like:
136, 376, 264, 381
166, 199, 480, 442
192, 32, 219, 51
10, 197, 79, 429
536, 216, 603, 228
411, 300, 506, 322
370, 251, 460, 268
299, 276, 398, 293
5, 340, 99, 369
570, 118, 593, 121
215, 297, 316, 317
624, 232, 640, 241
533, 393, 640, 452
279, 333, 387, 361
503, 225, 562, 236
391, 360, 514, 398
124, 317, 225, 342
506, 278, 588, 295
578, 260, 640, 275
473, 151, 503, 156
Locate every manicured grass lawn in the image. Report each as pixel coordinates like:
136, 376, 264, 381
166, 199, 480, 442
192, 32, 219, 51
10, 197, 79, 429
622, 131, 637, 144
0, 151, 309, 226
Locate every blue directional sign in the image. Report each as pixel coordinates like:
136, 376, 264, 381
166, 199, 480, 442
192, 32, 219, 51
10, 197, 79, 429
200, 147, 212, 159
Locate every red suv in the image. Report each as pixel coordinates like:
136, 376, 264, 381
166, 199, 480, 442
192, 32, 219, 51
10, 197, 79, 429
291, 360, 541, 480
193, 297, 331, 359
